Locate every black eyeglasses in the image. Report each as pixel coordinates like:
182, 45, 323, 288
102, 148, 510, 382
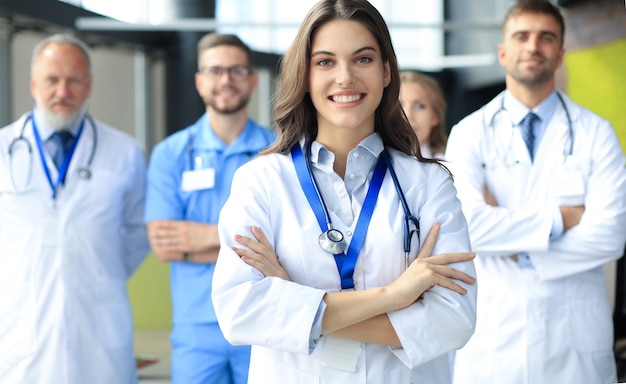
198, 66, 253, 81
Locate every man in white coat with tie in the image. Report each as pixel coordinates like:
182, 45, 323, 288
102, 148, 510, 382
0, 34, 149, 383
446, 1, 626, 383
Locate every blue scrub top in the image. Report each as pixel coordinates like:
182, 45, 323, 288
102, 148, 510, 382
145, 113, 276, 324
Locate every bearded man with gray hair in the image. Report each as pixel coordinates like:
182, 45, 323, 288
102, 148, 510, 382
0, 33, 150, 383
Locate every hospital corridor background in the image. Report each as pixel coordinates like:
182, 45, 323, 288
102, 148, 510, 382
0, 0, 624, 382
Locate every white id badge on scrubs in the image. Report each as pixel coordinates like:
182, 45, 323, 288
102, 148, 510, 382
181, 169, 215, 191
42, 215, 62, 247
321, 335, 361, 372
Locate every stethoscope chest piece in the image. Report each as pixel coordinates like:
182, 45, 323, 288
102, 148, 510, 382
318, 228, 347, 254
78, 167, 91, 179
8, 113, 98, 192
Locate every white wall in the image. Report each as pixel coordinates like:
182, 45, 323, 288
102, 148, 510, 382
12, 31, 136, 137
9, 29, 174, 159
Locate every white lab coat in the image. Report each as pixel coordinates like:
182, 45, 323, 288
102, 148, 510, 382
212, 140, 477, 384
0, 114, 150, 384
420, 143, 444, 160
445, 92, 626, 384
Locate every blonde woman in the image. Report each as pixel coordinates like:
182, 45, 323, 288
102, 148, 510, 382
400, 70, 448, 158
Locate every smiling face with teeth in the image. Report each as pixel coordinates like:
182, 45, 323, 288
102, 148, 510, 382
308, 19, 391, 145
196, 45, 258, 115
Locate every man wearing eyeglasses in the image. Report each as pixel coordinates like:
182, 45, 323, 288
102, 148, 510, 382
145, 33, 276, 384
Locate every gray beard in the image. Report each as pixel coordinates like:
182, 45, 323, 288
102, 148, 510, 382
36, 100, 89, 131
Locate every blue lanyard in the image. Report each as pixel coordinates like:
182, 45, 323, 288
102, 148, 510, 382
31, 116, 85, 200
291, 143, 387, 290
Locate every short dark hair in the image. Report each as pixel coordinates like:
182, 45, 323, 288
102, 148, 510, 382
503, 0, 566, 48
196, 33, 253, 69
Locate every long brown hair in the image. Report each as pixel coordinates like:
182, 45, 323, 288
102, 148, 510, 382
265, 0, 431, 163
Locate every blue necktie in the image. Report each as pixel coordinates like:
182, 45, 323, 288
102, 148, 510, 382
49, 130, 74, 169
519, 112, 539, 161
516, 113, 538, 269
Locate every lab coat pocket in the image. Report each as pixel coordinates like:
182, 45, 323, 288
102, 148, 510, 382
96, 277, 133, 350
394, 355, 449, 384
567, 299, 612, 353
0, 283, 35, 375
386, 364, 411, 383
550, 157, 589, 206
251, 360, 320, 384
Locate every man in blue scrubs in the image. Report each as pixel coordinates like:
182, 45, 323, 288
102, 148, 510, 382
145, 33, 275, 384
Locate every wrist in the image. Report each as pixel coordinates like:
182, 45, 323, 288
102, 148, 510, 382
376, 285, 399, 313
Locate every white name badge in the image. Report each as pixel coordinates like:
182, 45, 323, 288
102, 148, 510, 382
321, 335, 361, 372
181, 168, 215, 191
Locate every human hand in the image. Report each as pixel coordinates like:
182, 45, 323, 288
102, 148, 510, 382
482, 185, 498, 207
147, 220, 218, 261
385, 223, 476, 310
560, 205, 585, 231
233, 226, 291, 281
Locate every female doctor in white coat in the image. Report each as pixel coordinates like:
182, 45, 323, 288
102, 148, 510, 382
211, 1, 477, 383
445, 1, 626, 383
0, 34, 149, 383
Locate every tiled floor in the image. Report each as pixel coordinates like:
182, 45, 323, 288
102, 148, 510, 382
135, 329, 172, 384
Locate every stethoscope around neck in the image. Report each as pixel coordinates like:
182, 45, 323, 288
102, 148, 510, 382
484, 91, 573, 168
291, 141, 420, 272
7, 112, 97, 194
302, 141, 347, 254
